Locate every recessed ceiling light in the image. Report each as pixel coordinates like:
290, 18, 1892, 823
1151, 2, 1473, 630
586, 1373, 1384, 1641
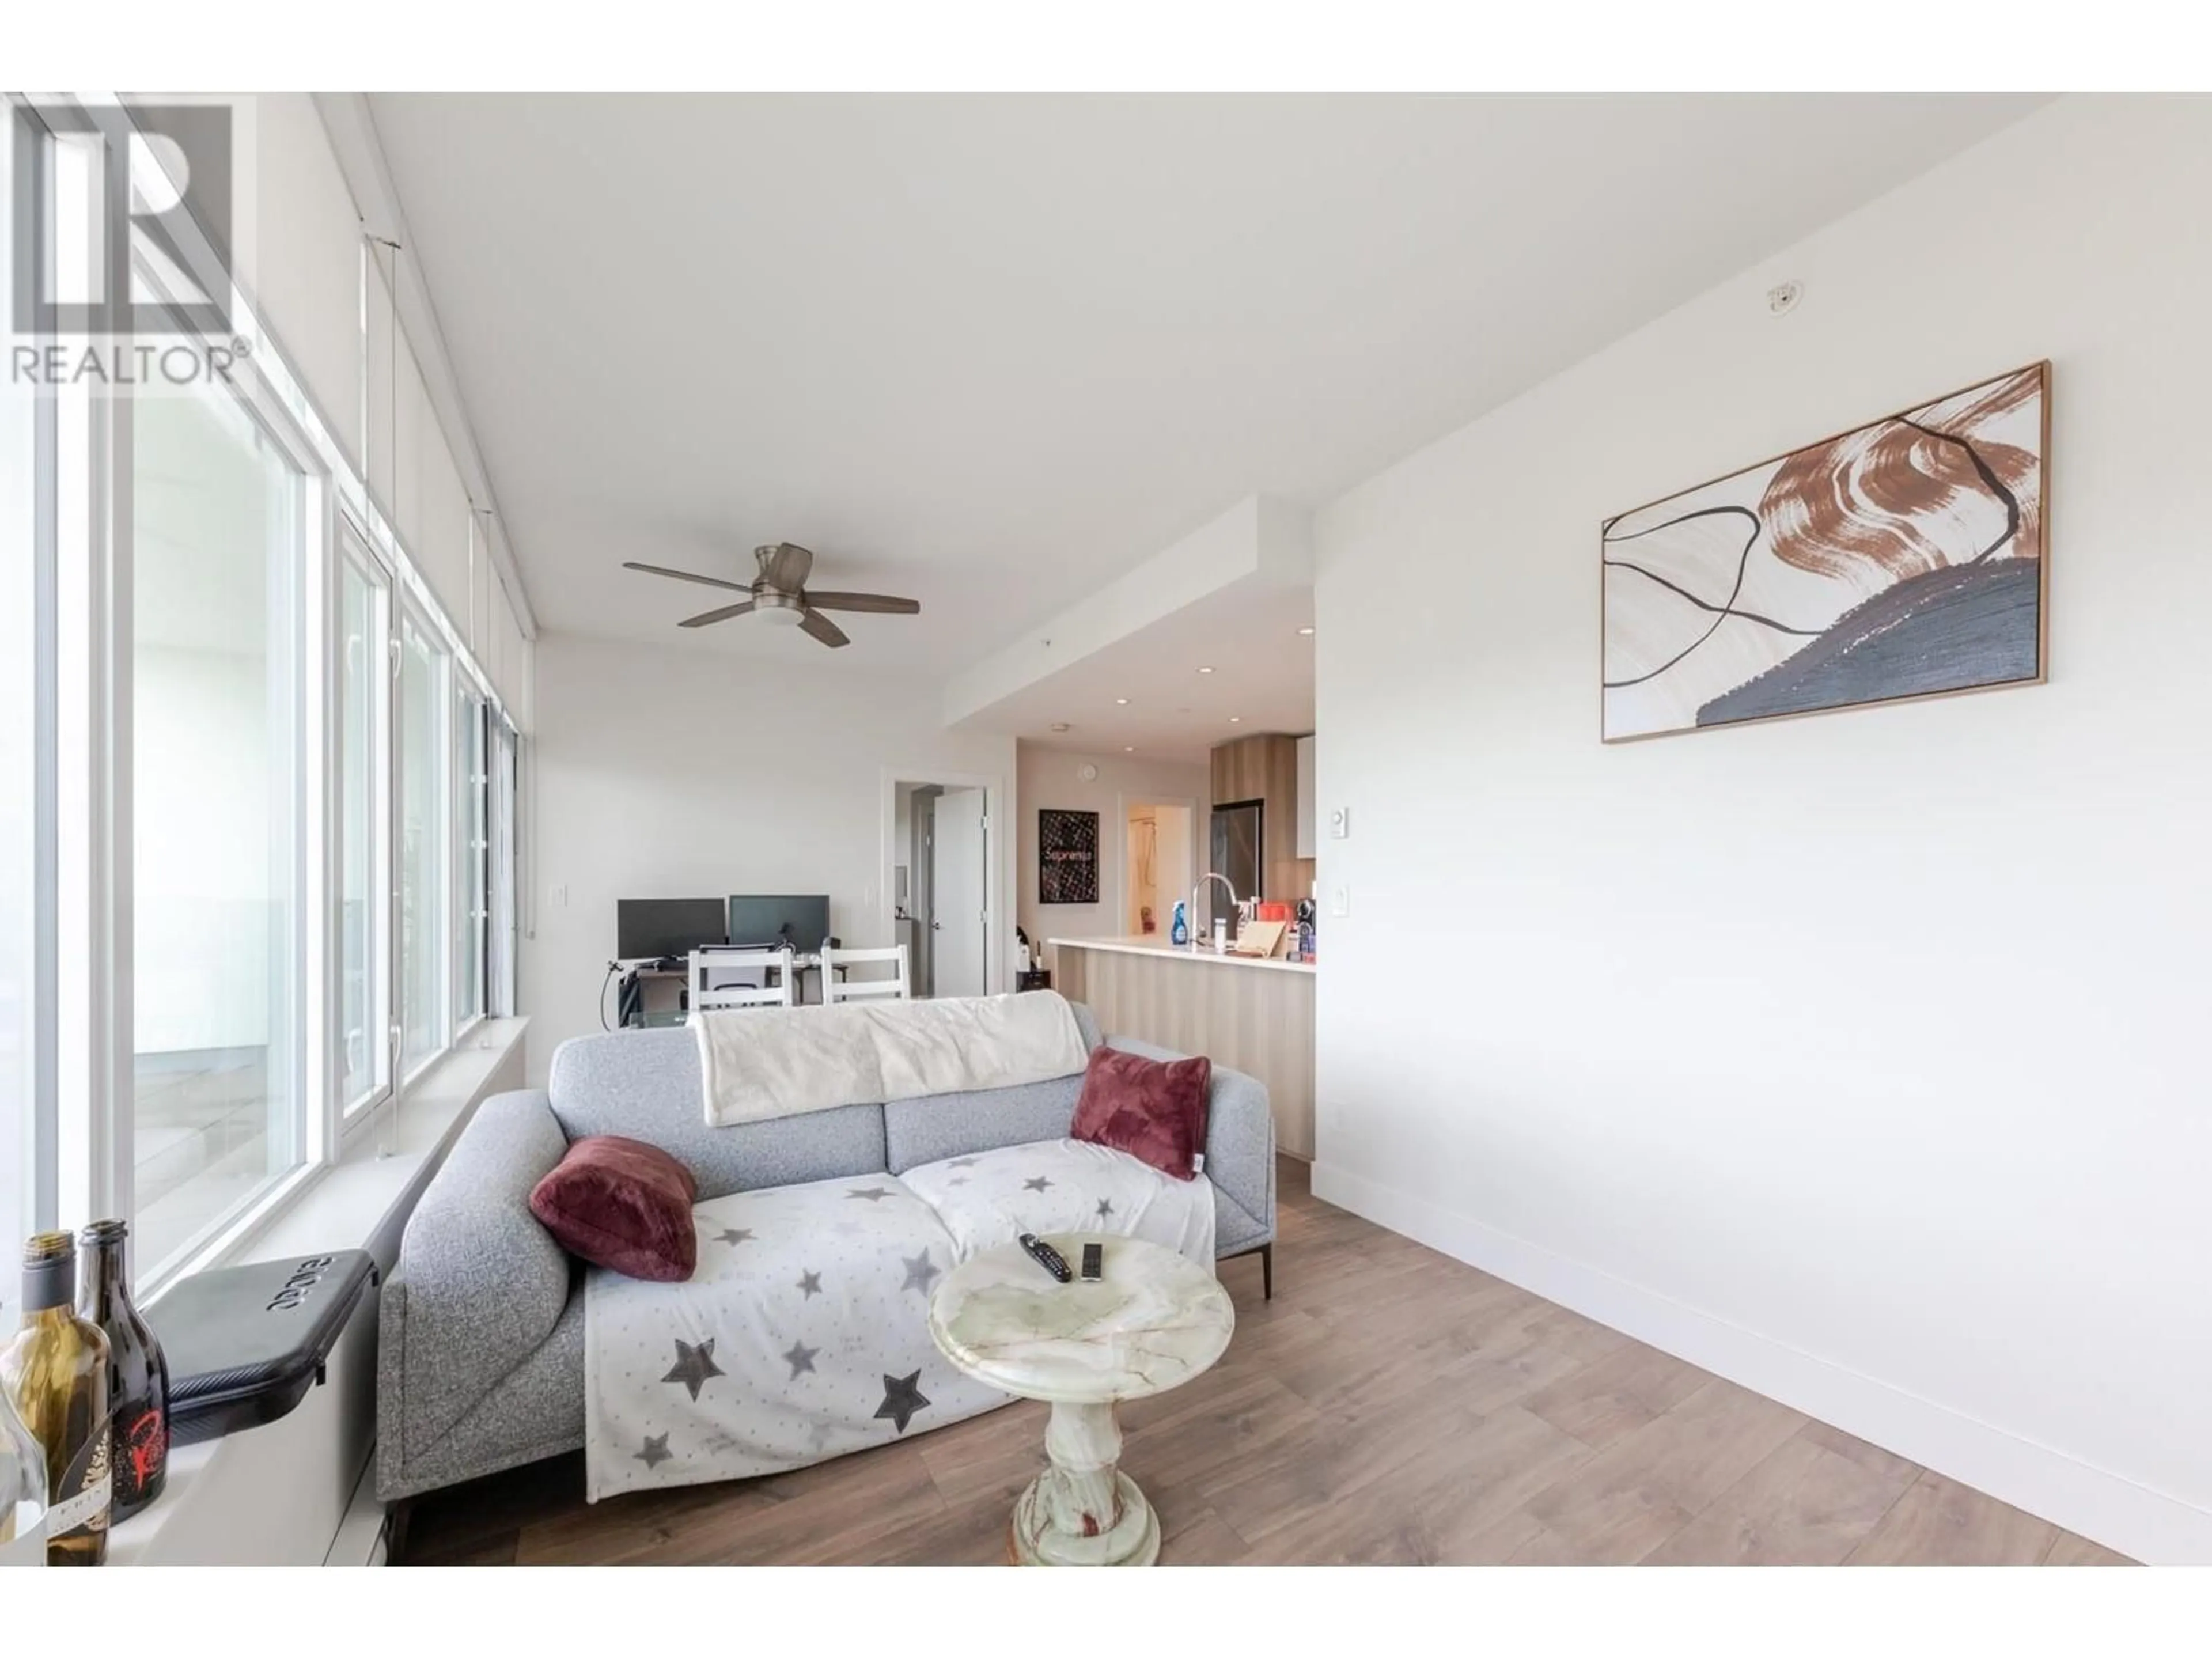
1123, 745, 1135, 752
1115, 697, 1130, 706
1297, 626, 1315, 637
1196, 666, 1215, 674
1229, 716, 1242, 724
1049, 722, 1070, 733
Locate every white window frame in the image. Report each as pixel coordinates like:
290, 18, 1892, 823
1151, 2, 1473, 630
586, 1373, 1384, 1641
451, 679, 488, 1042
394, 593, 452, 1092
334, 515, 393, 1131
112, 227, 334, 1293
18, 93, 526, 1291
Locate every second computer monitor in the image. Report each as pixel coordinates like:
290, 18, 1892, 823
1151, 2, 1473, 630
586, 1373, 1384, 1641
727, 893, 831, 953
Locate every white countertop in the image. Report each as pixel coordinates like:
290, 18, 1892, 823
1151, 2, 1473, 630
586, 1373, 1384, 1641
1047, 934, 1317, 974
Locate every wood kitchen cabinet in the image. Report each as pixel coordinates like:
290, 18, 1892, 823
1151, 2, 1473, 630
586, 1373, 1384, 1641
1210, 733, 1316, 906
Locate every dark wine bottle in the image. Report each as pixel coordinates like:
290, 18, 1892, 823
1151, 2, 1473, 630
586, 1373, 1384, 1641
78, 1221, 169, 1522
0, 1232, 111, 1565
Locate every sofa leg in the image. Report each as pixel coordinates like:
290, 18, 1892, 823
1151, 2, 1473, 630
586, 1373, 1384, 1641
1261, 1243, 1273, 1301
384, 1498, 412, 1566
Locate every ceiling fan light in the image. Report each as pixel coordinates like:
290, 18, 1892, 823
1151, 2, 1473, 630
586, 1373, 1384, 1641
757, 605, 804, 627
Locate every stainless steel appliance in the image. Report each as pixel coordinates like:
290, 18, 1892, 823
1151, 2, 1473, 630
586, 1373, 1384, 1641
1209, 800, 1263, 921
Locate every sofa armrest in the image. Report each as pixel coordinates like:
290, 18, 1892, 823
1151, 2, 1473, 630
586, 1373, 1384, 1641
1104, 1035, 1275, 1238
378, 1088, 573, 1486
1197, 1063, 1275, 1238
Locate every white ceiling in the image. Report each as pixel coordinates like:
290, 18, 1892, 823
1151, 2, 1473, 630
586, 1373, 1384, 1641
369, 92, 2046, 688
1005, 579, 1316, 763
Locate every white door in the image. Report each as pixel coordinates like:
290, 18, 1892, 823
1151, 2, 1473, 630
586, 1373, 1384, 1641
930, 787, 987, 998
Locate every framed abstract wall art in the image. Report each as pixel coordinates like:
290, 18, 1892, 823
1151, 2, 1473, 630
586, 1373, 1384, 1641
1601, 362, 2048, 742
1037, 808, 1100, 904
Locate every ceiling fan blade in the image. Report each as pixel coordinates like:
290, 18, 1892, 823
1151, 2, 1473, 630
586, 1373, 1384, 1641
801, 590, 921, 616
679, 600, 757, 628
757, 542, 815, 592
623, 560, 753, 594
798, 608, 850, 649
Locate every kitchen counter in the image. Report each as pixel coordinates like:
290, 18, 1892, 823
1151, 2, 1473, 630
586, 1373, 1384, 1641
1044, 934, 1316, 974
1049, 935, 1316, 1159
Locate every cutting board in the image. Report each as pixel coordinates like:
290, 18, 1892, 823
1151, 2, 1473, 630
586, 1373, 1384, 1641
1228, 918, 1289, 959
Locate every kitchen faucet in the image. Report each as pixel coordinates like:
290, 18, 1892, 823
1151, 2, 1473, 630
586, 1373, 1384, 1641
1190, 872, 1240, 949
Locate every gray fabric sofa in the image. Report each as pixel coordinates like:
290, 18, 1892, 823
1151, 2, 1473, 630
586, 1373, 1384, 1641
375, 1002, 1275, 1506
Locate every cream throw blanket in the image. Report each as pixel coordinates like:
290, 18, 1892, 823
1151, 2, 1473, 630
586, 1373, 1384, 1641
694, 991, 1091, 1127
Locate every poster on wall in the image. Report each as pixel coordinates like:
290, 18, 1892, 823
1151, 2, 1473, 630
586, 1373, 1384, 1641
1601, 362, 2048, 742
1037, 809, 1100, 905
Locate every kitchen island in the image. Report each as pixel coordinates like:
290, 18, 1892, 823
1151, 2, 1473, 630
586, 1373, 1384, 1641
1048, 935, 1316, 1160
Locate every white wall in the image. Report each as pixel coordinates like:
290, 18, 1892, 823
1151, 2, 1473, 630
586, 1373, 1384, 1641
1311, 94, 2212, 1564
1016, 743, 1209, 963
522, 634, 1018, 1081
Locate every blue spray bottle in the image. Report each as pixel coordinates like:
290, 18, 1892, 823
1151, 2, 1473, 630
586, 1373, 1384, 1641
1169, 899, 1189, 946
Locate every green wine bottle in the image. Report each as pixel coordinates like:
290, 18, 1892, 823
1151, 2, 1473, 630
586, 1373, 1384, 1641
0, 1233, 112, 1565
0, 1364, 47, 1565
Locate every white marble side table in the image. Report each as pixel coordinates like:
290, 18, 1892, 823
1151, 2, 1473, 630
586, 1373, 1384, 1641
926, 1234, 1235, 1566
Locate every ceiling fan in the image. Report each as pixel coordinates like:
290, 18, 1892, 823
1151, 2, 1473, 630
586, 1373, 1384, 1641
622, 543, 920, 649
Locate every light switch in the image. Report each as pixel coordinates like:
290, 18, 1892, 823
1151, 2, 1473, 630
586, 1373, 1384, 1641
1330, 887, 1350, 917
1328, 807, 1350, 840
552, 884, 570, 907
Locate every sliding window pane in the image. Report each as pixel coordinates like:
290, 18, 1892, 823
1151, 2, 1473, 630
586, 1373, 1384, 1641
452, 683, 486, 1028
0, 165, 34, 1263
488, 721, 517, 1018
132, 382, 305, 1275
339, 555, 386, 1113
398, 611, 447, 1077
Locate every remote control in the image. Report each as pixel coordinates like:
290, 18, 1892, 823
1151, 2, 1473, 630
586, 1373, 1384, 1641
1081, 1242, 1103, 1281
1018, 1233, 1072, 1283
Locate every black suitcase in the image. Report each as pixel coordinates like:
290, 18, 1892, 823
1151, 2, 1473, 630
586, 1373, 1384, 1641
147, 1250, 378, 1446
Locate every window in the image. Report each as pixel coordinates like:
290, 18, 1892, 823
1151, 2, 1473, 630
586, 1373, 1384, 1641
9, 97, 525, 1298
397, 607, 448, 1080
453, 681, 487, 1030
488, 719, 518, 1018
0, 132, 37, 1263
338, 544, 388, 1116
130, 377, 308, 1274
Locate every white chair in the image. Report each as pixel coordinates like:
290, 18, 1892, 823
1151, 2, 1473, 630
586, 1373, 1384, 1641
688, 946, 796, 1012
820, 942, 911, 1003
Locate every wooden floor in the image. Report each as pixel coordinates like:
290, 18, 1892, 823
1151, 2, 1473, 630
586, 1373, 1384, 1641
398, 1159, 2134, 1567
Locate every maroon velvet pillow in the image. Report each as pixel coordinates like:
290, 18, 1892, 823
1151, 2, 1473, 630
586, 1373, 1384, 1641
529, 1135, 698, 1282
1070, 1047, 1212, 1181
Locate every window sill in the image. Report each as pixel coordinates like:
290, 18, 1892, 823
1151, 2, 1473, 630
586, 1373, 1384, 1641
112, 1016, 529, 1566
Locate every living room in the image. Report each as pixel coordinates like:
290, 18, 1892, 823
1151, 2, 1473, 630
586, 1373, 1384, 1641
3, 13, 2203, 1652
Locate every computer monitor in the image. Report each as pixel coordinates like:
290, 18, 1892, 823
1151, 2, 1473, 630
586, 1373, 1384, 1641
616, 897, 728, 962
726, 893, 831, 952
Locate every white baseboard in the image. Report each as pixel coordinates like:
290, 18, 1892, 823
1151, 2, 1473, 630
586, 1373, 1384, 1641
1310, 1160, 2210, 1566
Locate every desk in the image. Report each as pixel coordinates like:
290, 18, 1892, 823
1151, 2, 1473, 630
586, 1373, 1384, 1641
618, 953, 831, 1026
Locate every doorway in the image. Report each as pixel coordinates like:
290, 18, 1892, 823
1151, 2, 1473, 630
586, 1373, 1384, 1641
1125, 800, 1194, 938
890, 774, 997, 999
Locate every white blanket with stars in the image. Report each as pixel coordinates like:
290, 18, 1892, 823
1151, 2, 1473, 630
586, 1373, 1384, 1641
582, 1145, 1216, 1502
583, 1173, 1004, 1503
